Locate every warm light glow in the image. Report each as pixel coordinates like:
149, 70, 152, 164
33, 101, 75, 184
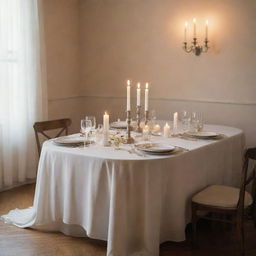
206, 20, 209, 26
193, 18, 196, 23
145, 83, 149, 89
185, 21, 188, 28
144, 125, 149, 130
104, 112, 108, 115
127, 80, 130, 86
137, 82, 140, 89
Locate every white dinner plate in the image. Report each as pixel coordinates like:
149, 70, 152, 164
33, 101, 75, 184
152, 131, 162, 136
54, 137, 85, 146
110, 121, 127, 129
186, 131, 219, 138
135, 143, 175, 153
110, 121, 136, 129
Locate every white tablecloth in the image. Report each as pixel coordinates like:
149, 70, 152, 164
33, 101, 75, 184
2, 124, 245, 256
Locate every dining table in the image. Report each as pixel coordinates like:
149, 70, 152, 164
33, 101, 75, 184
2, 122, 245, 256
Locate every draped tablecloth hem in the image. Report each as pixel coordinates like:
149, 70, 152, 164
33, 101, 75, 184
1, 207, 187, 244
1, 124, 245, 256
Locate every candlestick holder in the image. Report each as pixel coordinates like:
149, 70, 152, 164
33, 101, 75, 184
135, 106, 142, 133
144, 110, 149, 125
183, 38, 209, 56
125, 110, 135, 144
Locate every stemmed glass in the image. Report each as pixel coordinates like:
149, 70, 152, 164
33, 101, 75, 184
85, 116, 96, 130
191, 112, 203, 132
151, 110, 157, 124
81, 119, 92, 146
181, 110, 191, 132
85, 116, 96, 142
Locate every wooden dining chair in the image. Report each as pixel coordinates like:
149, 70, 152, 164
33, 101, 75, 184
191, 147, 256, 256
33, 118, 72, 156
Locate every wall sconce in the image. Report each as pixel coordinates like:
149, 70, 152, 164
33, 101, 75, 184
183, 18, 209, 56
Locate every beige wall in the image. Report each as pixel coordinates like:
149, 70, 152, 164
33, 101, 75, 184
79, 0, 256, 146
42, 0, 81, 132
42, 0, 256, 145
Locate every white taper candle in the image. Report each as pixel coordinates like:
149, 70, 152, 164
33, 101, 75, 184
205, 20, 209, 40
184, 21, 188, 42
137, 82, 141, 106
145, 83, 149, 111
127, 80, 131, 111
193, 18, 196, 38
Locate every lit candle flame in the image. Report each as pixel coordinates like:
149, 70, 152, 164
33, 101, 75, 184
127, 80, 131, 86
193, 18, 196, 24
104, 111, 108, 115
206, 19, 209, 26
185, 21, 188, 28
137, 82, 140, 89
145, 82, 149, 89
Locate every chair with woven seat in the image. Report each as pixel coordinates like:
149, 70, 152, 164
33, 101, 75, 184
33, 118, 72, 156
191, 147, 256, 255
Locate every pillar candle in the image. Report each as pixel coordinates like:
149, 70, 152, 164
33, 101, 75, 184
103, 112, 109, 132
137, 82, 141, 106
163, 123, 170, 138
127, 80, 131, 111
173, 112, 178, 131
145, 83, 149, 111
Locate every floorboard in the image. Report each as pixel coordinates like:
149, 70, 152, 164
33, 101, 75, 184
0, 184, 255, 256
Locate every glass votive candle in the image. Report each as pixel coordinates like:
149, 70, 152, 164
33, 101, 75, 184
163, 123, 170, 138
153, 124, 161, 133
143, 125, 151, 141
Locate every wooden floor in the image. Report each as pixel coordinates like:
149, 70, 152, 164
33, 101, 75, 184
0, 184, 256, 256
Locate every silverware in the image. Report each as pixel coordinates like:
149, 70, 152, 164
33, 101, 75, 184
130, 146, 146, 157
118, 147, 146, 157
174, 146, 190, 152
177, 134, 198, 141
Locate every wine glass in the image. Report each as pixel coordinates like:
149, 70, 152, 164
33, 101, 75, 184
181, 110, 191, 132
97, 124, 103, 133
81, 119, 92, 145
151, 110, 157, 124
191, 112, 203, 132
85, 116, 96, 130
95, 124, 103, 144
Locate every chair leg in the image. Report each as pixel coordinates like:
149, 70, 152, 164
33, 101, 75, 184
191, 203, 198, 248
237, 217, 245, 256
253, 203, 256, 228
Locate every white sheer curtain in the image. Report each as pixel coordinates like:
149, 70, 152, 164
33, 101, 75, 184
0, 0, 47, 191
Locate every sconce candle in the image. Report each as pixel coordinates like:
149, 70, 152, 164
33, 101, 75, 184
193, 18, 196, 38
184, 21, 188, 42
205, 20, 209, 40
127, 80, 131, 111
183, 18, 209, 56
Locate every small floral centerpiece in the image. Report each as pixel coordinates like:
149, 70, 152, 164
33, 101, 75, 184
109, 134, 126, 149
